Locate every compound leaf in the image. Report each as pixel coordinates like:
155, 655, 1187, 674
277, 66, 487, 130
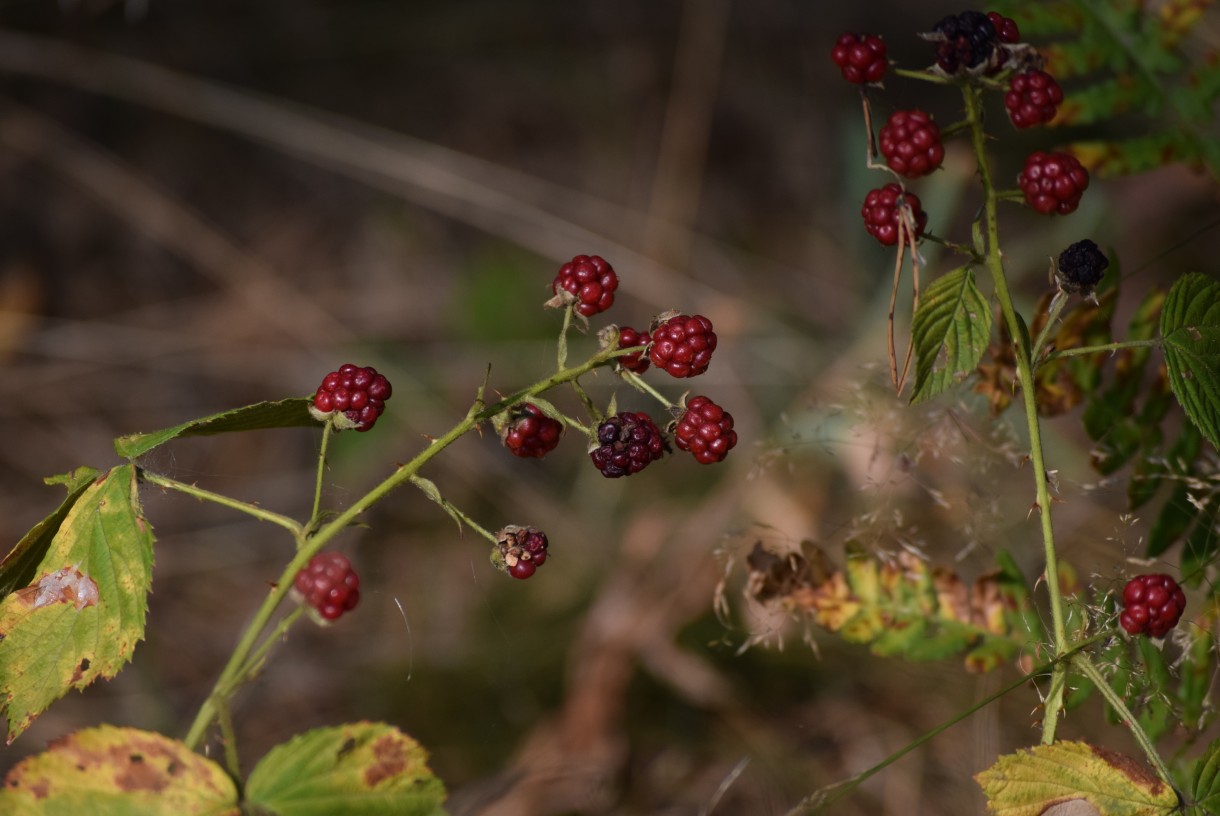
975, 740, 1179, 816
114, 398, 317, 459
910, 267, 992, 404
245, 722, 448, 816
0, 464, 154, 742
1161, 272, 1220, 450
0, 725, 237, 815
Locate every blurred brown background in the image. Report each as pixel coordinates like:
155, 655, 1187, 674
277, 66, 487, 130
1, 2, 1218, 813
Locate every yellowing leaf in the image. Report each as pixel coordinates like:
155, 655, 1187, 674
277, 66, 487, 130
0, 725, 237, 815
975, 741, 1179, 815
0, 464, 154, 741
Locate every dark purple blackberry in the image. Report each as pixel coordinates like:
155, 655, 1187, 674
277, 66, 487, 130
590, 412, 667, 477
496, 525, 549, 580
933, 11, 998, 74
1056, 239, 1109, 295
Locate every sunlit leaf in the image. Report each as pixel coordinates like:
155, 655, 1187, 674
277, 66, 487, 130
245, 722, 448, 816
114, 398, 317, 459
910, 267, 992, 404
0, 466, 99, 598
0, 725, 237, 815
1161, 272, 1220, 449
0, 465, 154, 741
975, 741, 1179, 815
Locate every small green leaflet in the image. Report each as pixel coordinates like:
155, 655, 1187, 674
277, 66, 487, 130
1160, 272, 1220, 450
910, 266, 992, 404
114, 398, 318, 459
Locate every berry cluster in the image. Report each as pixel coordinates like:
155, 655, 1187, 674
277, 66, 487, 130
1056, 239, 1109, 295
502, 403, 563, 459
673, 397, 737, 464
311, 364, 393, 432
496, 525, 550, 579
831, 32, 888, 85
1019, 151, 1090, 215
1119, 574, 1187, 638
294, 551, 361, 621
590, 412, 668, 477
861, 183, 928, 246
552, 254, 618, 317
1005, 69, 1063, 129
879, 110, 944, 179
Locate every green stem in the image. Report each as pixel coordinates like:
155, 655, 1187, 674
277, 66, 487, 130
963, 84, 1069, 744
184, 345, 625, 749
618, 369, 679, 410
409, 474, 499, 544
140, 471, 303, 537
309, 422, 334, 529
1030, 290, 1070, 364
1072, 654, 1173, 785
217, 700, 241, 779
1043, 337, 1162, 363
231, 606, 305, 688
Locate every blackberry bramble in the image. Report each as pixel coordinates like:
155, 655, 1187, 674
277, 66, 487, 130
294, 551, 360, 621
1119, 574, 1187, 638
311, 364, 392, 432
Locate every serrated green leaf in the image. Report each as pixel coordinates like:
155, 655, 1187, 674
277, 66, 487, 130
1161, 273, 1220, 449
245, 722, 447, 816
0, 467, 99, 598
0, 725, 237, 815
975, 740, 1179, 815
0, 464, 154, 741
1190, 737, 1220, 813
114, 398, 317, 459
910, 267, 992, 404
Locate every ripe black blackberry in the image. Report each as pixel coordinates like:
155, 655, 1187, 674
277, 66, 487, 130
1120, 574, 1186, 638
311, 364, 393, 432
649, 314, 717, 378
502, 403, 563, 459
1019, 151, 1090, 215
861, 183, 928, 246
673, 396, 738, 464
552, 254, 618, 317
878, 109, 945, 179
590, 412, 667, 477
931, 11, 998, 74
294, 551, 360, 621
496, 525, 549, 580
1056, 239, 1109, 295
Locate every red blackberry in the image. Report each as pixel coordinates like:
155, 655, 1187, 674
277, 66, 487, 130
502, 403, 563, 459
1005, 69, 1063, 129
552, 254, 618, 317
861, 183, 928, 246
1055, 239, 1109, 295
932, 11, 999, 74
616, 326, 652, 374
294, 551, 360, 621
1120, 573, 1186, 638
496, 525, 549, 580
673, 396, 738, 464
649, 314, 717, 378
831, 32, 888, 85
987, 11, 1021, 44
878, 109, 945, 179
311, 364, 393, 432
590, 412, 667, 477
1018, 151, 1089, 215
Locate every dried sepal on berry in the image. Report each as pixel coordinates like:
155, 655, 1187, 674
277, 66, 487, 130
546, 254, 618, 318
1054, 239, 1109, 300
492, 525, 550, 580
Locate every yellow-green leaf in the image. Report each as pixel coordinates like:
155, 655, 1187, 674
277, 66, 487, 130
114, 397, 317, 460
0, 466, 99, 598
0, 725, 237, 815
975, 741, 1179, 815
910, 267, 992, 404
0, 464, 154, 741
245, 722, 448, 816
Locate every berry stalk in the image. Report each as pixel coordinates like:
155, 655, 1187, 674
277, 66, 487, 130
962, 83, 1070, 743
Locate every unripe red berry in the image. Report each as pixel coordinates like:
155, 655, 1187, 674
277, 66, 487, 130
674, 396, 738, 464
1019, 151, 1089, 215
311, 364, 392, 431
1005, 69, 1064, 129
987, 11, 1021, 44
861, 183, 928, 246
649, 314, 717, 378
879, 109, 945, 179
502, 403, 563, 459
552, 254, 618, 317
294, 552, 361, 621
616, 326, 652, 374
831, 32, 888, 85
1119, 573, 1186, 638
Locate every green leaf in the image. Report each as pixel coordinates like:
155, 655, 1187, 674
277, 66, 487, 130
114, 398, 318, 459
0, 467, 99, 598
975, 740, 1179, 815
1161, 273, 1220, 449
245, 722, 448, 816
0, 464, 155, 741
1190, 738, 1220, 814
909, 267, 992, 404
0, 725, 237, 815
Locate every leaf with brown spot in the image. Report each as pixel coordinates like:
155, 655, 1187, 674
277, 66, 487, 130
245, 722, 448, 816
0, 725, 237, 815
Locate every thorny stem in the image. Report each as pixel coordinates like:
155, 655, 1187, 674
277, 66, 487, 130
963, 84, 1070, 743
184, 344, 630, 749
618, 369, 678, 410
309, 421, 334, 530
1043, 337, 1163, 363
216, 700, 240, 780
140, 472, 303, 538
